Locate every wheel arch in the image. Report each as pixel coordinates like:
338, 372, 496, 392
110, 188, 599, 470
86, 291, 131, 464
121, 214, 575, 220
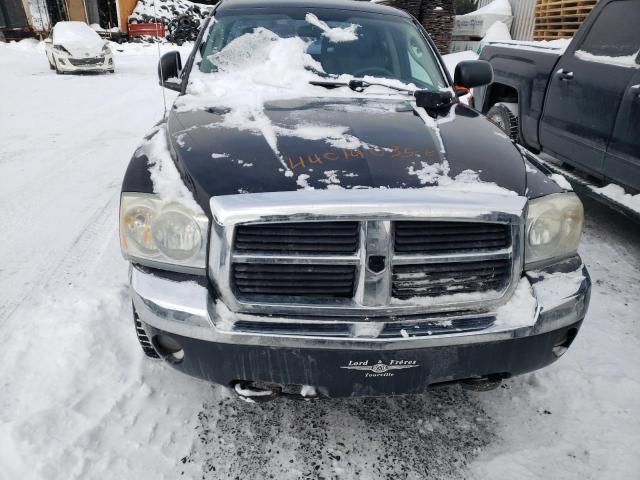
482, 82, 520, 115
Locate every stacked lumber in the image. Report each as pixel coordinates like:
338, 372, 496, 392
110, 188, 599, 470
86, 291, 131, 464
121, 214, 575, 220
533, 0, 597, 40
392, 0, 456, 54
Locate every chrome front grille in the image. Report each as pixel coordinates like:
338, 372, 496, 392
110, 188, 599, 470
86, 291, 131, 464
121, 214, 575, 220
209, 189, 526, 320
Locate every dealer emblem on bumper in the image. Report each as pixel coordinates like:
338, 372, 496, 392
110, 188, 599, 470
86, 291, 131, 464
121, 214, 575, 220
341, 359, 419, 377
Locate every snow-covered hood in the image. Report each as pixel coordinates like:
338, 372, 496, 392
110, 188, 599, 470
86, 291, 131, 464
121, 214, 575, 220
168, 98, 528, 199
55, 41, 105, 57
53, 22, 105, 56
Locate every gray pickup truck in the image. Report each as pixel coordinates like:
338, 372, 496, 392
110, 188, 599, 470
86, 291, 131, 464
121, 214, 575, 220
475, 0, 640, 194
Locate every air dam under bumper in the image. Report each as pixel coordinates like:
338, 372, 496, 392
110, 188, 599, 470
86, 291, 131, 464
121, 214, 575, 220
131, 260, 590, 398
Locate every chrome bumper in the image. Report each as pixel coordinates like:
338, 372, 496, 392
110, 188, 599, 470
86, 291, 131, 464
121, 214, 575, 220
130, 257, 590, 351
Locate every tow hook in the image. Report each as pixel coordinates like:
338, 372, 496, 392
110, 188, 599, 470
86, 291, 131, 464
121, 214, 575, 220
232, 381, 320, 402
461, 376, 503, 392
233, 381, 280, 403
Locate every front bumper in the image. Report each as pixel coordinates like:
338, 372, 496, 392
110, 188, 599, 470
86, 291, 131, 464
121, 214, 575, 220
131, 258, 590, 397
53, 52, 113, 72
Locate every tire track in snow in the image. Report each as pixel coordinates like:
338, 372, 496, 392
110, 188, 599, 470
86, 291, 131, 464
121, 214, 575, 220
0, 193, 118, 323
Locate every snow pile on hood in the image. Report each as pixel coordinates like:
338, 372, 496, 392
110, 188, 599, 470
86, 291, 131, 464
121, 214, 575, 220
128, 0, 209, 25
549, 173, 572, 191
575, 49, 640, 69
137, 127, 203, 212
304, 13, 359, 42
53, 21, 104, 49
407, 160, 517, 196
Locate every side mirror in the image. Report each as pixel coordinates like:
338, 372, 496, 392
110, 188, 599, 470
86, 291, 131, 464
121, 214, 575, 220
158, 51, 182, 92
454, 60, 493, 89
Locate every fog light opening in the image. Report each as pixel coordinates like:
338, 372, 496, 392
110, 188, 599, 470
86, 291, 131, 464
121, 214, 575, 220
153, 334, 184, 363
553, 328, 578, 358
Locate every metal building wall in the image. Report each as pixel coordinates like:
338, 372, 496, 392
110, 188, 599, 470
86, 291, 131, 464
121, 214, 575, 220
475, 0, 536, 41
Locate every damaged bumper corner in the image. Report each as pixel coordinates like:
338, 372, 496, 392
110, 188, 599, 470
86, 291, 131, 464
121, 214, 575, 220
130, 258, 590, 397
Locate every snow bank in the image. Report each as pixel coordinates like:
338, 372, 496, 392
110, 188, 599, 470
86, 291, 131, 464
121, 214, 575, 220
304, 13, 359, 43
453, 0, 512, 38
590, 184, 640, 212
2, 38, 45, 54
480, 20, 511, 47
473, 0, 512, 16
575, 49, 640, 68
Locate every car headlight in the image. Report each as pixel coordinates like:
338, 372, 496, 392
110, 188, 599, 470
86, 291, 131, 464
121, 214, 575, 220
525, 192, 584, 268
120, 193, 208, 273
102, 43, 111, 54
54, 45, 71, 55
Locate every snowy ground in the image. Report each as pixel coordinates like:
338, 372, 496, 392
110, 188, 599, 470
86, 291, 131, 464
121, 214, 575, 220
1, 40, 639, 480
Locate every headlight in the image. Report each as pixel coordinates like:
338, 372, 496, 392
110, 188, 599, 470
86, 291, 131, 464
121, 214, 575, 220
120, 193, 208, 273
102, 43, 111, 54
54, 45, 71, 55
525, 192, 584, 267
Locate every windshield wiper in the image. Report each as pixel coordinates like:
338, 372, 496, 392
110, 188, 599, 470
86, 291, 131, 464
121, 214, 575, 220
310, 78, 455, 111
309, 78, 413, 94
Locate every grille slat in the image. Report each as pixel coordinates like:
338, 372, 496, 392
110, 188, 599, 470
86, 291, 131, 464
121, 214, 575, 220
235, 221, 359, 254
234, 264, 354, 274
395, 221, 510, 254
232, 263, 356, 298
393, 259, 510, 274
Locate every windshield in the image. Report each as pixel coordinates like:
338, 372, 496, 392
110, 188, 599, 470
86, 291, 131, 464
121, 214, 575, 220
198, 8, 447, 91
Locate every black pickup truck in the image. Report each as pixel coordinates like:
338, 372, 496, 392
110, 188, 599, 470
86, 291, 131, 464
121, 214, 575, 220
475, 0, 640, 194
120, 0, 590, 400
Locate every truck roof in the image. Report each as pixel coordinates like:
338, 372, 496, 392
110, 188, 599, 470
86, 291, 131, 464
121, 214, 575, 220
215, 0, 411, 18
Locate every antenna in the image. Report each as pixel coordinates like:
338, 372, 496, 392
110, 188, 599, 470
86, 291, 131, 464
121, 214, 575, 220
151, 0, 168, 115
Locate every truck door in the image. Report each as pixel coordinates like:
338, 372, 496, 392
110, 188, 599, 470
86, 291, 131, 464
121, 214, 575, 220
605, 68, 640, 191
539, 0, 640, 178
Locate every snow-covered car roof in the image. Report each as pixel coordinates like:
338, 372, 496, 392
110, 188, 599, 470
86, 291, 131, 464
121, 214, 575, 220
52, 21, 103, 48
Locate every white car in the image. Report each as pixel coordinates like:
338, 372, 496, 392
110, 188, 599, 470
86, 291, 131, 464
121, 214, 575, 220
45, 21, 114, 74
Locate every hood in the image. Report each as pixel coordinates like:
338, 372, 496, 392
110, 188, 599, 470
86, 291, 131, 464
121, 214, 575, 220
56, 41, 105, 57
168, 98, 527, 203
53, 22, 105, 56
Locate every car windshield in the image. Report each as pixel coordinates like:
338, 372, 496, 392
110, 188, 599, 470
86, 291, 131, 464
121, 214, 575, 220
198, 8, 447, 91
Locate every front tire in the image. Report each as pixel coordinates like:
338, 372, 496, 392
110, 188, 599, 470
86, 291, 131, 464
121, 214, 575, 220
133, 306, 160, 358
487, 102, 519, 141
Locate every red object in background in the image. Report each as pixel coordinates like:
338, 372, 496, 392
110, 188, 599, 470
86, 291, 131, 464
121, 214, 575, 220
128, 23, 166, 38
